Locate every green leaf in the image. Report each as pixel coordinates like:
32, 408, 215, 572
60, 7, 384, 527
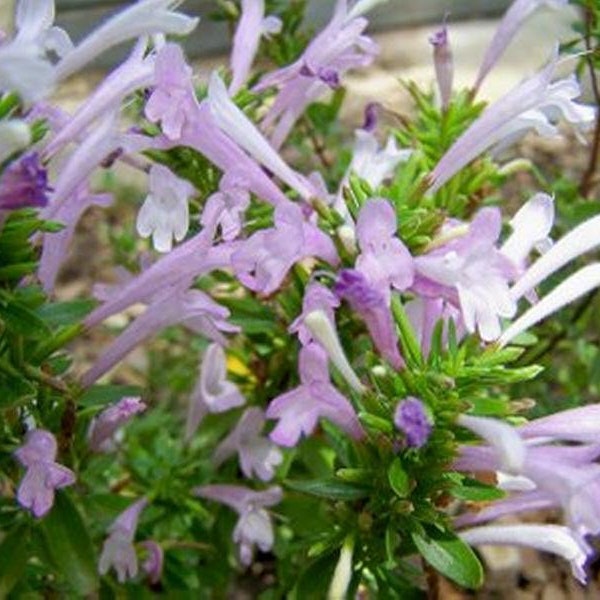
37, 299, 95, 327
388, 458, 410, 498
412, 528, 483, 589
450, 477, 505, 502
285, 478, 370, 501
0, 299, 51, 338
38, 491, 98, 595
80, 384, 143, 407
0, 523, 29, 597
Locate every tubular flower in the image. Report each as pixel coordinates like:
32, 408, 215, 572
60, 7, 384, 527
266, 342, 364, 447
185, 343, 246, 442
0, 153, 51, 210
194, 485, 283, 566
14, 429, 75, 518
429, 24, 453, 109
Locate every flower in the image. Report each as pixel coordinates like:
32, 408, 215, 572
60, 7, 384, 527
429, 51, 595, 193
229, 0, 281, 95
429, 24, 453, 109
136, 164, 195, 253
266, 342, 364, 447
185, 343, 246, 442
289, 281, 340, 346
460, 524, 590, 584
473, 0, 569, 92
347, 130, 412, 190
14, 429, 75, 518
0, 153, 51, 210
99, 498, 148, 583
394, 397, 432, 448
140, 540, 163, 584
145, 43, 199, 142
213, 408, 283, 481
82, 288, 237, 387
231, 201, 339, 295
88, 396, 147, 453
55, 0, 199, 81
255, 0, 379, 148
414, 208, 517, 341
194, 485, 282, 566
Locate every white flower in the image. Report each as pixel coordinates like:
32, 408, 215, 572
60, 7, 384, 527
136, 165, 194, 253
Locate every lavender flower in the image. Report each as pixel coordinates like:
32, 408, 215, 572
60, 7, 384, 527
14, 429, 75, 518
136, 164, 195, 253
185, 343, 246, 442
99, 498, 148, 583
229, 0, 282, 95
213, 408, 283, 481
355, 199, 414, 299
335, 269, 404, 369
394, 397, 432, 448
429, 24, 453, 110
460, 524, 590, 584
266, 342, 364, 447
414, 208, 517, 341
194, 485, 282, 566
145, 43, 199, 142
429, 52, 595, 193
473, 0, 569, 92
289, 282, 340, 346
82, 287, 238, 387
255, 0, 379, 148
55, 0, 199, 81
0, 153, 51, 210
88, 396, 147, 453
140, 540, 163, 584
232, 202, 338, 295
348, 131, 412, 190
200, 173, 250, 242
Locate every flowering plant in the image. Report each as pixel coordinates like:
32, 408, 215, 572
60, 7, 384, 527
1, 0, 599, 596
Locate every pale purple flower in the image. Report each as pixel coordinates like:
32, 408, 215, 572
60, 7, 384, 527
82, 288, 237, 387
44, 39, 155, 158
194, 485, 282, 566
145, 43, 199, 142
429, 53, 595, 193
414, 208, 517, 341
266, 342, 364, 447
289, 282, 340, 346
460, 524, 590, 584
348, 130, 412, 190
500, 193, 554, 271
255, 0, 379, 148
55, 0, 199, 81
84, 229, 233, 329
200, 173, 250, 242
455, 411, 600, 540
0, 120, 31, 163
140, 540, 163, 584
361, 102, 379, 132
518, 404, 600, 444
185, 343, 246, 442
429, 24, 453, 109
232, 201, 338, 295
136, 164, 195, 253
13, 0, 73, 58
394, 397, 432, 448
14, 429, 75, 518
229, 0, 282, 95
208, 72, 316, 201
473, 0, 569, 92
355, 199, 414, 299
334, 269, 404, 369
0, 153, 51, 210
213, 408, 283, 481
88, 396, 147, 453
99, 498, 148, 583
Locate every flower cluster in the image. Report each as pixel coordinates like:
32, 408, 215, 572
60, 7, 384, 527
2, 0, 600, 595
